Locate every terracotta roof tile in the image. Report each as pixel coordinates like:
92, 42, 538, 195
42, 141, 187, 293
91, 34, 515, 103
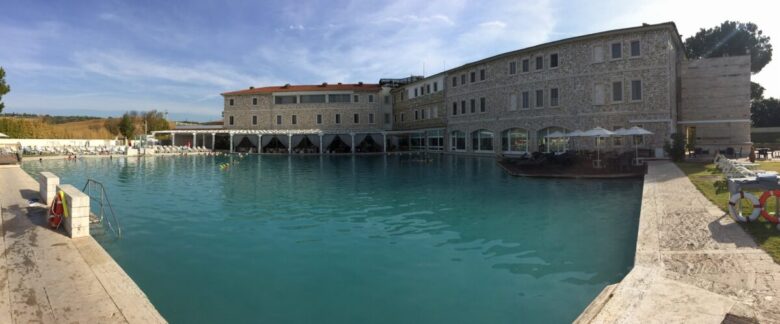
222, 83, 381, 96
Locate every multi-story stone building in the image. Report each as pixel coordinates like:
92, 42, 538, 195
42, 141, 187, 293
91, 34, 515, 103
157, 22, 750, 156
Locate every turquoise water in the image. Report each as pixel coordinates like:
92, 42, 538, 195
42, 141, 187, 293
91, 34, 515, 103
23, 155, 642, 324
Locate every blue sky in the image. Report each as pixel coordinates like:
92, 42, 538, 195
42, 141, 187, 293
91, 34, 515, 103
1, 0, 778, 121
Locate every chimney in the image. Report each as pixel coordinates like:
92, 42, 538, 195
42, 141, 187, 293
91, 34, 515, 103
249, 86, 254, 89
283, 84, 290, 88
358, 81, 364, 86
321, 82, 328, 87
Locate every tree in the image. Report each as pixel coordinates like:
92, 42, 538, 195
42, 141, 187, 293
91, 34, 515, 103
664, 133, 687, 162
684, 21, 772, 74
118, 113, 135, 144
752, 82, 765, 102
751, 98, 780, 127
143, 110, 170, 133
0, 67, 10, 113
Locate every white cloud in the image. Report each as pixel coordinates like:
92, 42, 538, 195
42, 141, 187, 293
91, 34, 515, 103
479, 21, 507, 29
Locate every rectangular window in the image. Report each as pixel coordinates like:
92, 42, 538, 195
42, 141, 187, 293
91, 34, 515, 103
316, 114, 322, 124
522, 91, 529, 109
276, 115, 282, 125
335, 114, 341, 124
470, 71, 476, 83
252, 97, 257, 105
300, 94, 326, 103
229, 98, 234, 106
452, 76, 457, 87
611, 42, 622, 59
470, 99, 476, 113
274, 95, 297, 104
368, 95, 374, 103
630, 40, 641, 57
369, 113, 374, 124
550, 53, 559, 68
461, 100, 466, 114
400, 112, 405, 122
421, 109, 426, 119
550, 88, 559, 107
522, 59, 529, 72
631, 80, 642, 100
480, 97, 486, 112
535, 56, 543, 70
535, 89, 544, 107
433, 82, 438, 92
384, 113, 390, 123
510, 94, 517, 111
461, 74, 466, 85
612, 81, 623, 102
414, 110, 419, 120
384, 95, 390, 104
252, 115, 257, 125
509, 61, 517, 75
414, 88, 418, 97
328, 94, 351, 103
452, 102, 458, 115
593, 45, 604, 63
291, 115, 297, 125
229, 116, 234, 125
353, 113, 359, 123
593, 83, 605, 105
479, 69, 485, 81
354, 95, 360, 102
426, 84, 431, 93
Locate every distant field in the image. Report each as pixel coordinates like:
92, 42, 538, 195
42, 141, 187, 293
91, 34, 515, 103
0, 117, 114, 139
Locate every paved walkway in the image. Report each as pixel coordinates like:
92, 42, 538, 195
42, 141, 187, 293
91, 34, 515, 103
578, 161, 780, 323
0, 165, 166, 323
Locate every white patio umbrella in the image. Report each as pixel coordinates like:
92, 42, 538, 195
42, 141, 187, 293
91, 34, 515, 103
565, 130, 585, 151
545, 131, 568, 152
582, 127, 616, 167
624, 126, 653, 164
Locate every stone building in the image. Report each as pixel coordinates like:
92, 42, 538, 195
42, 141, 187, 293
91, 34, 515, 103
156, 22, 750, 156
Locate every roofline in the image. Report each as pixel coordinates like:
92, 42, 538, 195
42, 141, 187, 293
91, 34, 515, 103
221, 83, 383, 96
447, 22, 685, 73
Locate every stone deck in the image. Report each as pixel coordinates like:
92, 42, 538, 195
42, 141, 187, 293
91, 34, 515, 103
578, 161, 780, 323
0, 165, 166, 323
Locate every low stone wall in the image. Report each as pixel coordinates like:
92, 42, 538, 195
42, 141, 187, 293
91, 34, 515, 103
56, 184, 90, 238
38, 171, 59, 205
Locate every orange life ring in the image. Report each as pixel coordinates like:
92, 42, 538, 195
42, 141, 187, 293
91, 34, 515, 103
48, 194, 64, 229
759, 190, 780, 224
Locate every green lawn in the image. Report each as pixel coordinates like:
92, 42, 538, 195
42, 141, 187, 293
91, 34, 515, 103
676, 162, 780, 263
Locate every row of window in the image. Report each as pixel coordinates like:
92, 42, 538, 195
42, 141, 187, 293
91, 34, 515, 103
593, 80, 642, 105
225, 94, 386, 106
594, 40, 641, 63
396, 107, 440, 123
451, 97, 488, 116
508, 53, 559, 75
411, 81, 440, 98
228, 113, 391, 126
449, 126, 645, 152
451, 68, 487, 87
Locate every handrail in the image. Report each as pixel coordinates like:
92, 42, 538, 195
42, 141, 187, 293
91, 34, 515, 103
82, 179, 122, 238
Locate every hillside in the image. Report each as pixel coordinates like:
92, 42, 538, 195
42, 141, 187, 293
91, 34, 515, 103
0, 117, 115, 139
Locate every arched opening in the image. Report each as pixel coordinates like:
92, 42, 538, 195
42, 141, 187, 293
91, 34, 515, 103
501, 128, 528, 154
235, 136, 257, 153
293, 137, 318, 153
537, 126, 569, 153
450, 130, 466, 151
327, 135, 351, 153
262, 136, 287, 153
356, 135, 382, 153
470, 129, 494, 152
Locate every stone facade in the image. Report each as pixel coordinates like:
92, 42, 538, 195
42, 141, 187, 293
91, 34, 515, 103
680, 56, 751, 154
222, 86, 392, 132
214, 22, 750, 156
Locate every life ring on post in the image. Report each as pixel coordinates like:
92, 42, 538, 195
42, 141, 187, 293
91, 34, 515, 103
759, 190, 780, 224
48, 192, 64, 228
728, 191, 761, 222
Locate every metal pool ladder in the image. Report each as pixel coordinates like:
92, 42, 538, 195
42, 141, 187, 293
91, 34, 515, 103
82, 179, 122, 238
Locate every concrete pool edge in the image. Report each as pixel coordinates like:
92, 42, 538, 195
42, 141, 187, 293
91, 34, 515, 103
0, 165, 166, 323
575, 161, 780, 323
